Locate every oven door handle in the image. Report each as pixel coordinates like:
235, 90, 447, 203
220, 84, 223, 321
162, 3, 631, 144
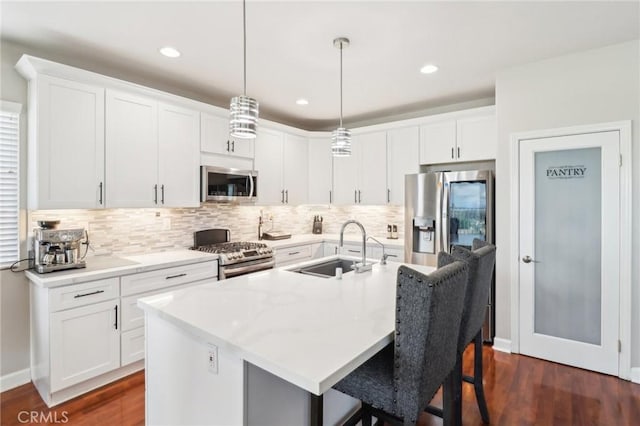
223, 259, 275, 277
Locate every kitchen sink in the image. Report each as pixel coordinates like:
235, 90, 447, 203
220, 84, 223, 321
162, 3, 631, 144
289, 258, 358, 278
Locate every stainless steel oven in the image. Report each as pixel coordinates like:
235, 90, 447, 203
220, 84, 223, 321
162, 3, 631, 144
200, 166, 257, 203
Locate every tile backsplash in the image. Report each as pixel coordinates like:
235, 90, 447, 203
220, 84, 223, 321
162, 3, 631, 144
29, 204, 404, 256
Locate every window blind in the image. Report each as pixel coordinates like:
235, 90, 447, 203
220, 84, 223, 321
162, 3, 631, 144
0, 101, 21, 267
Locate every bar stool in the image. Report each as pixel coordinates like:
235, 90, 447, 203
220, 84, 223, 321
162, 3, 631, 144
333, 262, 469, 426
435, 239, 496, 424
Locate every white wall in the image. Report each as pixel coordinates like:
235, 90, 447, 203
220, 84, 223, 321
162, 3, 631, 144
494, 40, 640, 367
0, 41, 30, 378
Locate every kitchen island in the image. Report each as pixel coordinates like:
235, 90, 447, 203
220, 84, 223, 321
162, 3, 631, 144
138, 256, 434, 425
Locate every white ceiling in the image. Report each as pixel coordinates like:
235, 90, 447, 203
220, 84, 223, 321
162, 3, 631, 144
2, 1, 639, 130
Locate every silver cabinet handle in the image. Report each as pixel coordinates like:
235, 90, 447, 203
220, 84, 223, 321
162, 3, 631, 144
99, 182, 103, 205
387, 189, 390, 203
166, 273, 187, 280
522, 255, 535, 264
457, 147, 460, 158
227, 140, 230, 152
358, 190, 361, 203
74, 290, 105, 299
154, 184, 158, 204
451, 147, 454, 159
161, 184, 165, 204
329, 190, 332, 204
288, 251, 300, 256
231, 140, 235, 152
281, 190, 285, 203
348, 249, 360, 253
285, 190, 289, 203
114, 305, 118, 330
354, 190, 357, 203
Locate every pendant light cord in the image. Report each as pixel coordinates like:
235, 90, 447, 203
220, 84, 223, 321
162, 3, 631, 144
243, 0, 247, 96
339, 42, 343, 127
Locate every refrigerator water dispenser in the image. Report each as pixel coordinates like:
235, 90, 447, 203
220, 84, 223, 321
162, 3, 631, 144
412, 217, 435, 254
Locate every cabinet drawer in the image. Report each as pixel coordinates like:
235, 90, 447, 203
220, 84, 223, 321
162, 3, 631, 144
49, 278, 119, 312
121, 261, 217, 297
121, 327, 145, 366
275, 245, 312, 266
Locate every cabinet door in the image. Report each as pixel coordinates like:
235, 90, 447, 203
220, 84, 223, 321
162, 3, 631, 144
456, 115, 497, 162
419, 120, 456, 164
307, 137, 333, 204
201, 113, 254, 158
35, 76, 105, 209
356, 132, 387, 205
283, 134, 308, 205
387, 127, 420, 206
254, 129, 284, 204
200, 112, 229, 155
158, 103, 200, 207
50, 300, 120, 391
332, 152, 358, 206
106, 90, 158, 207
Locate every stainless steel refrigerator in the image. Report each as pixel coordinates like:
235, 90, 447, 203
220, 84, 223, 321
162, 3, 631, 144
404, 170, 495, 343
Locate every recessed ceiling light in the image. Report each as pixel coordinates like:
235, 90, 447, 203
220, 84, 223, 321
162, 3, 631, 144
420, 64, 439, 74
159, 46, 181, 58
296, 98, 309, 106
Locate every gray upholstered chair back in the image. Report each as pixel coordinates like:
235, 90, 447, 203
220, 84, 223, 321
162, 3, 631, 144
438, 239, 496, 350
394, 262, 468, 424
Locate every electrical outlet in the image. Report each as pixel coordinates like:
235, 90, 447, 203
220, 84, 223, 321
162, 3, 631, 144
207, 344, 218, 374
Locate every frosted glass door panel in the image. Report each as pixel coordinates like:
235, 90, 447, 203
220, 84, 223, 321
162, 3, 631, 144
449, 182, 487, 248
534, 147, 601, 345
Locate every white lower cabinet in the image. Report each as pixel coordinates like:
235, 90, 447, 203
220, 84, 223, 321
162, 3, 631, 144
50, 299, 120, 392
274, 243, 324, 267
28, 258, 218, 407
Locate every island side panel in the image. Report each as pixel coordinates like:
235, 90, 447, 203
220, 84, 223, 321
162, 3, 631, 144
247, 364, 360, 426
145, 314, 246, 425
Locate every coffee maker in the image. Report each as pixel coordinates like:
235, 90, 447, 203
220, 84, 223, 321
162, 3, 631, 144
34, 225, 87, 273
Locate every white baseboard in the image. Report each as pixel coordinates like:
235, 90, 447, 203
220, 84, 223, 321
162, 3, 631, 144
0, 368, 31, 392
492, 338, 512, 353
631, 367, 640, 384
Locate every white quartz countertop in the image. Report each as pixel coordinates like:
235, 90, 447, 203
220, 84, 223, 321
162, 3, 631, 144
25, 250, 218, 288
138, 256, 434, 395
260, 233, 404, 250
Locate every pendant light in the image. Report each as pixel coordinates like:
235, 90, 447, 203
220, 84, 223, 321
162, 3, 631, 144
332, 37, 351, 157
230, 0, 259, 139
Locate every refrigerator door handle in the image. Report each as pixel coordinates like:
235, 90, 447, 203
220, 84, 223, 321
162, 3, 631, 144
439, 174, 448, 253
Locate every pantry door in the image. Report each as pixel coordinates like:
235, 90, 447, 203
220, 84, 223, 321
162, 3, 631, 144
518, 130, 620, 375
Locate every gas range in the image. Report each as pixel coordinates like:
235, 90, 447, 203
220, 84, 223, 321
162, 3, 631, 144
192, 229, 275, 280
194, 241, 273, 266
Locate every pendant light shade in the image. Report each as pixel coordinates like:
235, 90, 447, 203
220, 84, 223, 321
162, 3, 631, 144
332, 37, 351, 157
230, 0, 258, 139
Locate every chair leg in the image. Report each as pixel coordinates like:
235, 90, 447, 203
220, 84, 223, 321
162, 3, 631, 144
473, 330, 490, 423
362, 402, 373, 426
443, 354, 462, 426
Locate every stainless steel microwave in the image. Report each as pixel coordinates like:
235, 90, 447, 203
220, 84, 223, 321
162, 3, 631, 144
200, 166, 258, 203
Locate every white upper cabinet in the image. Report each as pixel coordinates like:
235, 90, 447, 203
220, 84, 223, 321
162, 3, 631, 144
419, 120, 457, 164
158, 103, 200, 207
387, 126, 420, 205
333, 131, 387, 205
254, 129, 308, 205
357, 132, 388, 205
419, 111, 496, 164
29, 75, 105, 209
200, 113, 254, 158
106, 91, 200, 208
456, 115, 497, 162
106, 90, 159, 207
254, 128, 284, 204
283, 134, 309, 205
307, 136, 333, 204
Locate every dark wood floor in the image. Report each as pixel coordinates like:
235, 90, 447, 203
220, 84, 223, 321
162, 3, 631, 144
2, 346, 638, 425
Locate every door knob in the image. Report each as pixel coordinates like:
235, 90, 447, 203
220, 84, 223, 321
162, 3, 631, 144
522, 255, 534, 263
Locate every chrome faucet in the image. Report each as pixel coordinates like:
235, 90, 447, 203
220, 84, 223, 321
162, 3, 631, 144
339, 220, 373, 273
367, 236, 388, 265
